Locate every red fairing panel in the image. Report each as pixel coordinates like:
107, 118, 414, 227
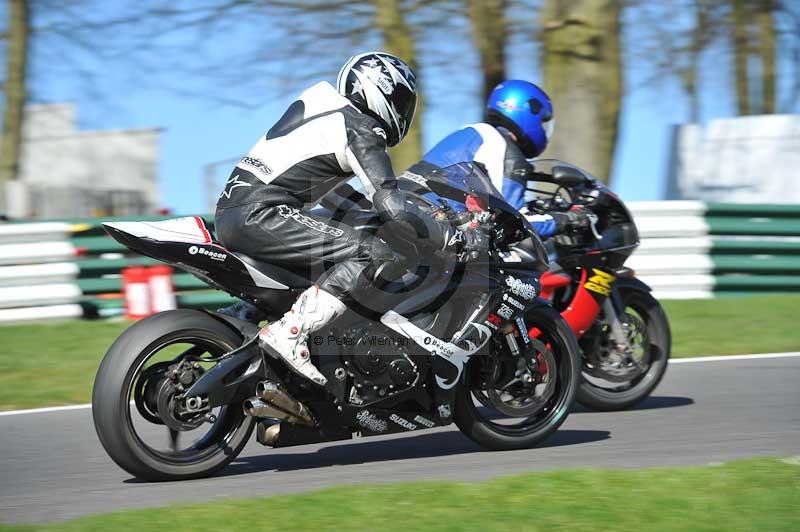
539, 271, 572, 300
530, 268, 603, 340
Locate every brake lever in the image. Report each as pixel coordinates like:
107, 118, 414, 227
587, 213, 602, 240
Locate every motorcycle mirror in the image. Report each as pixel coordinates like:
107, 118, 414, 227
552, 165, 587, 187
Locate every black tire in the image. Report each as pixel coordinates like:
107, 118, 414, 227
92, 309, 255, 481
454, 305, 581, 450
577, 288, 671, 411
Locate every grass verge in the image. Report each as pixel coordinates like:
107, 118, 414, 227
1, 294, 799, 411
1, 458, 798, 531
662, 294, 800, 357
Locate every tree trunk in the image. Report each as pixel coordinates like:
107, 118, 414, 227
374, 0, 422, 172
540, 0, 622, 183
731, 0, 750, 115
467, 0, 507, 102
683, 0, 713, 123
756, 1, 775, 114
0, 0, 30, 187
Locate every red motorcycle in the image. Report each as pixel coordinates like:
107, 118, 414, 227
528, 160, 671, 411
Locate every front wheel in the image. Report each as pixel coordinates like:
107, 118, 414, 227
454, 305, 581, 450
92, 310, 255, 481
577, 287, 671, 411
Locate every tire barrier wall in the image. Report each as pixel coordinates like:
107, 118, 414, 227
1, 204, 799, 322
627, 201, 800, 299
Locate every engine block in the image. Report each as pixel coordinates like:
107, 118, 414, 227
341, 325, 419, 404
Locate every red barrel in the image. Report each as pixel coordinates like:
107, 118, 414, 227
122, 266, 151, 319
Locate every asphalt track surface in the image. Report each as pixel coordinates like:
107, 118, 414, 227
1, 355, 799, 524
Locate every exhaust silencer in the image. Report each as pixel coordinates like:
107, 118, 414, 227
243, 398, 302, 424
256, 422, 281, 446
256, 381, 315, 426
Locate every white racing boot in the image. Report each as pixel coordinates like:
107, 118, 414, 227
258, 285, 346, 386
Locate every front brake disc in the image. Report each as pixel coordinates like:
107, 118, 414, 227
486, 340, 557, 417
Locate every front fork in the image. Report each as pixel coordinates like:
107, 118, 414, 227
601, 298, 632, 354
558, 266, 631, 352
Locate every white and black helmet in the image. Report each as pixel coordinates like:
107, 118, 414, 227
337, 52, 417, 147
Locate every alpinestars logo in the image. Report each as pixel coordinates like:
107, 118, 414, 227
372, 127, 387, 140
448, 230, 464, 248
506, 276, 538, 300
277, 205, 344, 237
219, 174, 252, 199
240, 156, 272, 176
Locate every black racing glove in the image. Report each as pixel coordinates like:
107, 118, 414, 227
448, 228, 490, 261
553, 206, 592, 233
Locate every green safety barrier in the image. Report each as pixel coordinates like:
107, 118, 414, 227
706, 203, 800, 217
707, 217, 800, 237
76, 257, 159, 277
715, 275, 800, 291
72, 235, 127, 254
78, 273, 210, 294
711, 239, 800, 255
712, 256, 800, 274
81, 291, 236, 318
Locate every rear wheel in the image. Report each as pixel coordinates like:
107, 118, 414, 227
92, 310, 255, 481
577, 288, 671, 411
454, 305, 581, 450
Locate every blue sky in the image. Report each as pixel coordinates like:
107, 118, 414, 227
18, 1, 798, 215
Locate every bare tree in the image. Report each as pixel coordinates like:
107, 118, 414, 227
731, 0, 751, 114
729, 0, 781, 115
375, 0, 423, 170
0, 0, 30, 186
755, 0, 776, 113
540, 0, 622, 182
683, 0, 721, 121
467, 0, 507, 101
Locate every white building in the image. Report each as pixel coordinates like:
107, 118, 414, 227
3, 103, 160, 218
665, 114, 800, 203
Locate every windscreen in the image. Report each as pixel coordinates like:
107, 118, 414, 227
423, 162, 504, 202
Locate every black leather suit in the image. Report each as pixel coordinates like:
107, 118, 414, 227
215, 82, 453, 298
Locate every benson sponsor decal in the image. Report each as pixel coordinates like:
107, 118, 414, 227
188, 246, 227, 262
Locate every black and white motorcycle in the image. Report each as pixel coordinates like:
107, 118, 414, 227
92, 163, 581, 481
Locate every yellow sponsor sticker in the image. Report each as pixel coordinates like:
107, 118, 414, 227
585, 268, 616, 296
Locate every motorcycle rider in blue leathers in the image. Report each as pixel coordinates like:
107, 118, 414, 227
404, 79, 589, 238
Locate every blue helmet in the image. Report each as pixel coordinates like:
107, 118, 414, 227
485, 80, 554, 158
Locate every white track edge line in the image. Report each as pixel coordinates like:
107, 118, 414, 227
1, 352, 799, 417
0, 403, 92, 417
669, 352, 800, 363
